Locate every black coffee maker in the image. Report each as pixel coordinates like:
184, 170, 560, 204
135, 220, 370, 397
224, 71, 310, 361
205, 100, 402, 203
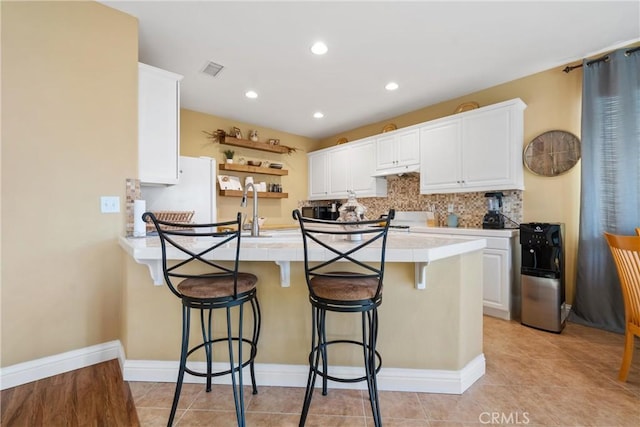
482, 192, 505, 229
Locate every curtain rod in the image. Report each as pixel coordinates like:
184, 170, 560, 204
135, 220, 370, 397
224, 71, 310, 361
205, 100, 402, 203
562, 46, 640, 73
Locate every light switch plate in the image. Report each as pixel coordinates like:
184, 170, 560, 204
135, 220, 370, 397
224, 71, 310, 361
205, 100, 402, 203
101, 196, 120, 213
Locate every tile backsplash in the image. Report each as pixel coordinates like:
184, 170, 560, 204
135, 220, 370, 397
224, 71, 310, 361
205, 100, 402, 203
304, 175, 523, 228
125, 178, 141, 237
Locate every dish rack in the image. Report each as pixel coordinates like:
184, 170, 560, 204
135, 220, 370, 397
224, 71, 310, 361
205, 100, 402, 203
145, 210, 195, 232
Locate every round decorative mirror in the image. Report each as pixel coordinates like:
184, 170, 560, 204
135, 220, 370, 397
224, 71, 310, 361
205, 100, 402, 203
523, 130, 581, 177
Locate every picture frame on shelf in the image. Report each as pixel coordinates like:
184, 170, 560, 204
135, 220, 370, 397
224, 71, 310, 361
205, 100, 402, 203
268, 138, 280, 145
217, 175, 242, 191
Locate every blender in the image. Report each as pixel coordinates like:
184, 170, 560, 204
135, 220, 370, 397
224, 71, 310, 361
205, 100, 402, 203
482, 192, 505, 229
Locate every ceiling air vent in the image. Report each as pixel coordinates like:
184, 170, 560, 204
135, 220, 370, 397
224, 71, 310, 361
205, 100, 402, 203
201, 61, 224, 77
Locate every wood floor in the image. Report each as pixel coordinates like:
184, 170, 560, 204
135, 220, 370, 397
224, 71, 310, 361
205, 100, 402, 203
0, 359, 139, 426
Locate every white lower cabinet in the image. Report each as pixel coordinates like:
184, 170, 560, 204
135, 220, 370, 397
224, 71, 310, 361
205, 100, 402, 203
308, 138, 386, 200
475, 234, 519, 320
411, 227, 519, 320
482, 247, 511, 318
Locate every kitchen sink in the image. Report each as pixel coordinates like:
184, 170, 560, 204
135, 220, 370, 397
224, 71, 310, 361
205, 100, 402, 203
241, 230, 300, 241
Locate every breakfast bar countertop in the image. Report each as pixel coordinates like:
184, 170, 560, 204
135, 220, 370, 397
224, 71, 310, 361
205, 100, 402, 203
119, 228, 486, 263
119, 229, 486, 289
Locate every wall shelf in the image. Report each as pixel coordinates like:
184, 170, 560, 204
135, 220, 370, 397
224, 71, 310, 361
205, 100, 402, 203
221, 137, 290, 154
219, 190, 288, 199
219, 163, 288, 176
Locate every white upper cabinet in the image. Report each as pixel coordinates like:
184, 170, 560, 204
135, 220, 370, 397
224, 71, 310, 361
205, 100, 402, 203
420, 98, 526, 194
419, 120, 462, 192
308, 149, 329, 199
375, 128, 420, 172
308, 138, 386, 200
327, 145, 350, 198
350, 140, 385, 195
138, 63, 183, 185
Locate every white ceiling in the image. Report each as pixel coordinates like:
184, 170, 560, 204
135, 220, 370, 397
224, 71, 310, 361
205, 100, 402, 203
102, 1, 640, 140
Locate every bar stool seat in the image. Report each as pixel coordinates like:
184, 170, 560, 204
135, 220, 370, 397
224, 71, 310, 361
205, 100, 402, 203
178, 273, 257, 299
143, 212, 261, 427
310, 272, 379, 300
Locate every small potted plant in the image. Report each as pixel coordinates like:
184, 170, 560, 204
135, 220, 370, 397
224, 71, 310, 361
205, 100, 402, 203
223, 149, 234, 164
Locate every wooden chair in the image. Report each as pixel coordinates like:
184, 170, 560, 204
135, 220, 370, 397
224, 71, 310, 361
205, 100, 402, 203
604, 232, 640, 381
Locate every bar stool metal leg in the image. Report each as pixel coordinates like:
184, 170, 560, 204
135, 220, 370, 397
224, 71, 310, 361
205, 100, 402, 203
168, 305, 191, 427
249, 297, 261, 395
319, 308, 329, 396
299, 306, 320, 427
201, 309, 213, 393
363, 309, 382, 427
226, 305, 245, 427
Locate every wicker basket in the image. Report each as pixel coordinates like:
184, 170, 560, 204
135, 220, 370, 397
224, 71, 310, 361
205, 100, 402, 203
145, 210, 195, 232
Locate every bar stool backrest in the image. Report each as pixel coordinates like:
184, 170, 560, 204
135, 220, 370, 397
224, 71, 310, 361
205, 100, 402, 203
292, 209, 395, 302
143, 212, 243, 299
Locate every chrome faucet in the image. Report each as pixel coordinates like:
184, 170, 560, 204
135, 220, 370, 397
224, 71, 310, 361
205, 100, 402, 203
240, 182, 259, 237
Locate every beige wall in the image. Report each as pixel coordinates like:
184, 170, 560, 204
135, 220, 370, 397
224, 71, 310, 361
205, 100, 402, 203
1, 1, 138, 366
180, 109, 316, 225
316, 65, 584, 303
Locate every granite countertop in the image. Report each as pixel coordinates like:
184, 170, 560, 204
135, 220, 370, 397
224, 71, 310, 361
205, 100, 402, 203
405, 224, 519, 238
119, 229, 486, 263
389, 211, 520, 238
120, 227, 487, 287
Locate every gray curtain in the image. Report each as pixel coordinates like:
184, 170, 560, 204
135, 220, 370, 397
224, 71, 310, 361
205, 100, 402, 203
572, 47, 640, 333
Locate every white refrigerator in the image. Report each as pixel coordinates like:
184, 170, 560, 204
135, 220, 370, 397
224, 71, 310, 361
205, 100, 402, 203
141, 156, 217, 224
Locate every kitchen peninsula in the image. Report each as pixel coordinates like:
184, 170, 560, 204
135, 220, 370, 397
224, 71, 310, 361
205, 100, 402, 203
119, 230, 486, 394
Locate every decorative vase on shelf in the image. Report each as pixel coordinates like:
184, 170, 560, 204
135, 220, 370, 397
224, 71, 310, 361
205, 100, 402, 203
249, 130, 259, 142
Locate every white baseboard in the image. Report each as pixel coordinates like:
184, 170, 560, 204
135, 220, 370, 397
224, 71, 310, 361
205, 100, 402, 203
1, 341, 484, 395
483, 306, 511, 320
124, 354, 485, 395
0, 340, 125, 390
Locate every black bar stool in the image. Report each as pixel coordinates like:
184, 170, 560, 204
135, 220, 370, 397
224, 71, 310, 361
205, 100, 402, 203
292, 209, 395, 427
143, 212, 260, 427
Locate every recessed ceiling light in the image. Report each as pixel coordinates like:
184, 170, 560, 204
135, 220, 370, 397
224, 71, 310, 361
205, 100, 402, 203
310, 41, 328, 55
313, 112, 324, 119
385, 82, 399, 91
245, 90, 258, 99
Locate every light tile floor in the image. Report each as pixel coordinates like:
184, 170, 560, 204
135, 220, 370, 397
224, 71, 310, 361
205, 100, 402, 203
130, 316, 640, 426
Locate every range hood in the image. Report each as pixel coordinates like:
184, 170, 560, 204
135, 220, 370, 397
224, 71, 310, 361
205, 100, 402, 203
371, 164, 420, 177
